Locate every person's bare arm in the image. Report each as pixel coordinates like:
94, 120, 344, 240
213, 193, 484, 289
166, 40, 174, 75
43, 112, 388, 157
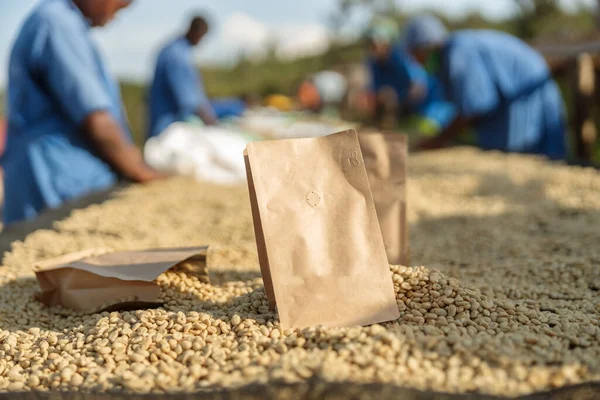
412, 115, 471, 152
407, 83, 427, 104
82, 111, 166, 183
196, 106, 218, 126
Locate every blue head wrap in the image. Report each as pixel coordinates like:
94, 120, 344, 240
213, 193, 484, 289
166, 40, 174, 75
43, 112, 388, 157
403, 15, 449, 51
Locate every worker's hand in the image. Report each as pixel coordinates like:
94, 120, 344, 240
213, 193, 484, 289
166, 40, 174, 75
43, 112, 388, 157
133, 167, 170, 183
197, 107, 219, 126
84, 112, 172, 184
411, 116, 467, 153
408, 84, 427, 104
125, 147, 170, 183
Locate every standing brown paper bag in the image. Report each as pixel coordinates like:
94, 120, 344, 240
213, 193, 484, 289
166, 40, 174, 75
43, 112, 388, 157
34, 247, 208, 313
358, 132, 408, 266
245, 130, 400, 329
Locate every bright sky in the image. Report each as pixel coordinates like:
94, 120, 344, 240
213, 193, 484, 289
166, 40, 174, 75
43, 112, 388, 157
0, 0, 595, 88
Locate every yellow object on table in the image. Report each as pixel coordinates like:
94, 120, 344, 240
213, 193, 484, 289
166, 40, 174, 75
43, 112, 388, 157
264, 94, 293, 112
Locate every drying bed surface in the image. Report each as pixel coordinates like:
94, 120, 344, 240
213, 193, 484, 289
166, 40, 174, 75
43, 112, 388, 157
0, 148, 598, 396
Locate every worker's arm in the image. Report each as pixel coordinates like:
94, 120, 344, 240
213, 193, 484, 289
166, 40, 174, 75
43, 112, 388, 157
166, 52, 218, 126
413, 44, 500, 152
82, 111, 166, 182
196, 105, 218, 126
407, 82, 427, 104
404, 53, 429, 105
38, 22, 164, 182
412, 115, 471, 152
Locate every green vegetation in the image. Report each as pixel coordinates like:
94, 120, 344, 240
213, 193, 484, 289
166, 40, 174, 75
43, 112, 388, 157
119, 83, 147, 146
202, 42, 364, 99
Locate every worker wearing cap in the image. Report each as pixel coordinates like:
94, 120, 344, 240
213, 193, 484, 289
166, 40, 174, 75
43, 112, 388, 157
405, 15, 566, 159
148, 15, 218, 140
3, 0, 164, 225
365, 18, 456, 134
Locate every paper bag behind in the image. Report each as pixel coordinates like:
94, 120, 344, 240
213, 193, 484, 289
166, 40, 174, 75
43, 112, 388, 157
34, 247, 208, 313
358, 132, 408, 266
245, 130, 400, 329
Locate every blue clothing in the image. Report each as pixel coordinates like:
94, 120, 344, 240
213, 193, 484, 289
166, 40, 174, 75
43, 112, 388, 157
409, 62, 457, 130
3, 0, 130, 225
368, 47, 456, 129
368, 47, 417, 103
439, 30, 566, 159
403, 15, 449, 51
210, 98, 246, 120
148, 38, 212, 139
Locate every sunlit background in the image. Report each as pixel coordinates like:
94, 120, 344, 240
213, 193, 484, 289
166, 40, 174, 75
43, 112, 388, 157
1, 0, 599, 154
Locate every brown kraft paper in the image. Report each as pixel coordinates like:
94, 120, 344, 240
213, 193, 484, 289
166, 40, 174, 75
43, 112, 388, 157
34, 247, 208, 313
357, 132, 408, 266
244, 129, 400, 329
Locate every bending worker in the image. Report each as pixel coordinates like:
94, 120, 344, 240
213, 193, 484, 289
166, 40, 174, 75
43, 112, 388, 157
405, 15, 566, 159
366, 18, 456, 134
148, 15, 218, 140
3, 0, 164, 225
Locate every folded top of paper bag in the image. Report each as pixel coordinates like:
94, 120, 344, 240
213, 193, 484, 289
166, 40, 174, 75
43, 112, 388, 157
34, 247, 208, 313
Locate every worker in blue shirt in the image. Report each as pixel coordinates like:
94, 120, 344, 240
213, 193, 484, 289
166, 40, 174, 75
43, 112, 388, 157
404, 15, 566, 160
366, 18, 456, 134
3, 0, 164, 226
148, 16, 218, 140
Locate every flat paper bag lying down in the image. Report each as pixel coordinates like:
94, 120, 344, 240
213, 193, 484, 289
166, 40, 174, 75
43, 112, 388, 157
358, 132, 408, 266
244, 129, 400, 329
34, 247, 208, 312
